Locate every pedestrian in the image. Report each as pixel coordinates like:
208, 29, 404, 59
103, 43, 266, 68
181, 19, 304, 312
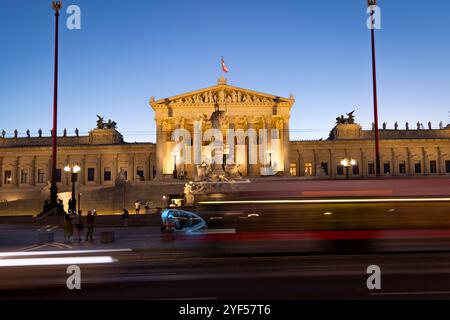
85, 210, 97, 242
75, 210, 84, 242
122, 208, 129, 227
135, 200, 141, 215
63, 213, 73, 244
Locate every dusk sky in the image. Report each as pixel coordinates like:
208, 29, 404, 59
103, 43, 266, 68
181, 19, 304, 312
1, 0, 449, 142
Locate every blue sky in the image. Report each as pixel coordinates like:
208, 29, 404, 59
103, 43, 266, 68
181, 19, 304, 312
1, 0, 449, 142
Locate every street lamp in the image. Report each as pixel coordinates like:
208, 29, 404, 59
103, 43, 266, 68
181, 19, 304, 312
43, 0, 63, 216
64, 164, 80, 213
340, 158, 356, 180
367, 0, 381, 176
171, 151, 178, 179
266, 149, 275, 173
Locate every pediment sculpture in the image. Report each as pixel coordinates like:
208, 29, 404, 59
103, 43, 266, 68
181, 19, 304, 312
169, 89, 278, 105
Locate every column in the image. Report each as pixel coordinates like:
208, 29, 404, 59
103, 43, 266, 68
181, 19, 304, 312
297, 150, 304, 177
148, 153, 153, 181
391, 148, 397, 176
81, 155, 86, 185
31, 156, 36, 186
437, 147, 443, 175
131, 153, 136, 181
96, 155, 102, 185
15, 157, 20, 187
407, 148, 413, 175
283, 117, 290, 176
329, 149, 335, 178
360, 149, 366, 178
115, 153, 119, 181
0, 157, 3, 188
247, 117, 257, 177
155, 120, 164, 179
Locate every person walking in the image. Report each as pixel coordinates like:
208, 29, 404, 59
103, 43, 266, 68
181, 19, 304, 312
122, 208, 130, 227
63, 213, 73, 244
135, 200, 141, 215
85, 210, 97, 242
74, 210, 84, 242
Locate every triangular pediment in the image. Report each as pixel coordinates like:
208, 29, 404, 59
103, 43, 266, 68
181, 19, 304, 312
150, 79, 294, 109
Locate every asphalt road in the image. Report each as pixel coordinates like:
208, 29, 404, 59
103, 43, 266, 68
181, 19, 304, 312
2, 250, 450, 299
2, 200, 450, 300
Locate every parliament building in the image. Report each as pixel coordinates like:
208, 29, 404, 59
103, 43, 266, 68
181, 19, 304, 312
1, 78, 450, 197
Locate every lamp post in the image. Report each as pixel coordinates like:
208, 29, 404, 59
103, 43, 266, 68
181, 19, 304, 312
171, 151, 178, 179
43, 1, 62, 215
64, 164, 81, 213
367, 0, 381, 176
341, 158, 356, 180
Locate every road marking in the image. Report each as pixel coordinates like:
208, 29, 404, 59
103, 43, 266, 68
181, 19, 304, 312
371, 291, 450, 296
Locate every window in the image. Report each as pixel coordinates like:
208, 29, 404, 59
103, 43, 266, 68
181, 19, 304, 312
352, 164, 360, 175
304, 162, 312, 176
368, 162, 375, 175
337, 165, 344, 176
4, 171, 12, 184
290, 163, 297, 177
430, 160, 437, 174
384, 162, 391, 175
55, 169, 62, 183
415, 162, 422, 174
87, 168, 95, 182
104, 168, 111, 181
399, 162, 406, 174
20, 170, 28, 184
137, 166, 144, 180
38, 169, 45, 184
320, 162, 328, 176
446, 160, 450, 173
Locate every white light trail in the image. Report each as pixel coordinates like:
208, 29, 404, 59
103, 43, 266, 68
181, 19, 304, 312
0, 256, 116, 267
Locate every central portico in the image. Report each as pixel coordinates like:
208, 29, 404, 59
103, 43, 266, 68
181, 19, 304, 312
150, 78, 295, 179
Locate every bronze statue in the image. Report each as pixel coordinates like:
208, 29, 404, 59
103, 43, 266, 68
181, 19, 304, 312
96, 115, 105, 129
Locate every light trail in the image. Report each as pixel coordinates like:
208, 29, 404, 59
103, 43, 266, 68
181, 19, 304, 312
0, 248, 132, 258
0, 256, 116, 267
198, 197, 450, 205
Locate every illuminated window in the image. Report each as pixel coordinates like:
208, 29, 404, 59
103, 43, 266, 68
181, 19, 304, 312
290, 163, 297, 176
304, 162, 312, 176
4, 171, 12, 184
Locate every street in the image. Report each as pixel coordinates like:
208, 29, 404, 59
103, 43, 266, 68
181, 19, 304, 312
1, 199, 450, 299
